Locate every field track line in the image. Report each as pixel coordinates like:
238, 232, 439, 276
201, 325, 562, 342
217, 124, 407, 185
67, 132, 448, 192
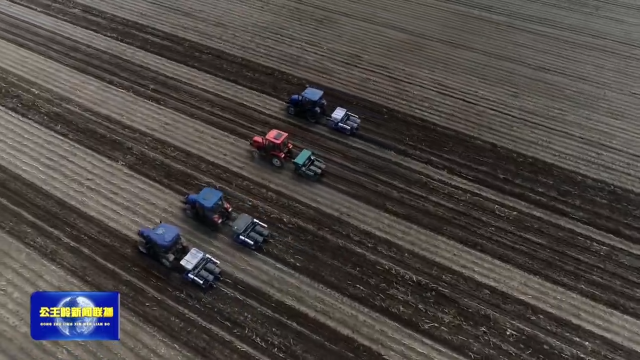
0, 196, 268, 360
2, 2, 639, 262
0, 229, 185, 360
0, 41, 639, 352
16, 0, 640, 190
0, 107, 445, 360
4, 14, 640, 323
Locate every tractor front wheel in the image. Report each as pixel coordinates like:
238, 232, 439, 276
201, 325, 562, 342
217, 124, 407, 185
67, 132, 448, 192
287, 106, 295, 115
271, 157, 283, 167
251, 149, 260, 160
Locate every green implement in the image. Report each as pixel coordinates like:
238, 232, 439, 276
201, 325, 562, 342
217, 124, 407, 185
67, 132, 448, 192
293, 149, 325, 180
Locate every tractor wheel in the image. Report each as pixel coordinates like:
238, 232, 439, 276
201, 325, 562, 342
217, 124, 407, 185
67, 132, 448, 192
251, 150, 260, 160
287, 106, 295, 115
161, 258, 172, 268
271, 157, 283, 167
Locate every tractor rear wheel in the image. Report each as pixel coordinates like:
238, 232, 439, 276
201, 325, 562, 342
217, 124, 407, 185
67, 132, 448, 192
271, 157, 283, 167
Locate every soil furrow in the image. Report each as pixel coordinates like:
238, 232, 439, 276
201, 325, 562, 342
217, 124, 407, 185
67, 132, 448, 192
0, 235, 183, 360
0, 261, 132, 360
0, 166, 371, 360
0, 70, 636, 359
0, 70, 510, 359
0, 200, 258, 360
0, 102, 434, 360
1, 2, 633, 264
1, 16, 638, 321
9, 0, 640, 246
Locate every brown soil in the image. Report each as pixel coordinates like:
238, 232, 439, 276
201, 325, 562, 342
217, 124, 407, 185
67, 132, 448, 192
0, 0, 638, 359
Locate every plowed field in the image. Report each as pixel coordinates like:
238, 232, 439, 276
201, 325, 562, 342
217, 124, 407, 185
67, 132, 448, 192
0, 0, 639, 359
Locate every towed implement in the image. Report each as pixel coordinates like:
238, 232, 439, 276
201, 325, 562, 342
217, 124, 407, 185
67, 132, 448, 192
183, 186, 233, 227
286, 87, 361, 135
230, 213, 271, 250
327, 107, 361, 135
137, 223, 222, 288
293, 149, 325, 180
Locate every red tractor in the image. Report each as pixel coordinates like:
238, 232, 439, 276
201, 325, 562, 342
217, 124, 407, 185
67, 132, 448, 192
250, 129, 295, 167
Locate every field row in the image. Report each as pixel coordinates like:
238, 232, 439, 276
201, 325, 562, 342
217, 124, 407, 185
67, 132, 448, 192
0, 105, 432, 359
0, 1, 639, 359
0, 11, 638, 334
0, 30, 636, 360
14, 0, 640, 190
6, 0, 640, 244
0, 228, 194, 360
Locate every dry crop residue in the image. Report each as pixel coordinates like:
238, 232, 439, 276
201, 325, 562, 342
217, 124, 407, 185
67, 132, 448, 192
0, 0, 639, 359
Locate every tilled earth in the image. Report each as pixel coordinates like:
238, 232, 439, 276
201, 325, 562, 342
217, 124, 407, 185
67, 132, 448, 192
0, 0, 639, 359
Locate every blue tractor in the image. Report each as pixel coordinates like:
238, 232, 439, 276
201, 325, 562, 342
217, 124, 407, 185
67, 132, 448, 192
327, 107, 361, 135
230, 213, 271, 250
137, 223, 222, 288
182, 187, 233, 227
286, 87, 327, 122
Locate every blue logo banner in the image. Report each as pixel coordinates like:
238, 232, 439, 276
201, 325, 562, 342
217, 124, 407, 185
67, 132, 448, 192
30, 291, 120, 341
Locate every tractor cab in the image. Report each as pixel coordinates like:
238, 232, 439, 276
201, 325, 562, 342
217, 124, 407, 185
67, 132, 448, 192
293, 149, 325, 180
183, 187, 232, 225
251, 129, 294, 167
287, 87, 327, 122
137, 223, 190, 268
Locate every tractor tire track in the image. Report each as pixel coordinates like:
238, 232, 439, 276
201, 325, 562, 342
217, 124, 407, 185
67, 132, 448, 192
3, 21, 640, 356
0, 65, 637, 360
0, 105, 429, 360
0, 165, 372, 360
41, 0, 640, 190
1, 11, 639, 323
0, 201, 259, 360
0, 1, 636, 358
0, 232, 187, 360
10, 0, 640, 248
0, 72, 501, 359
